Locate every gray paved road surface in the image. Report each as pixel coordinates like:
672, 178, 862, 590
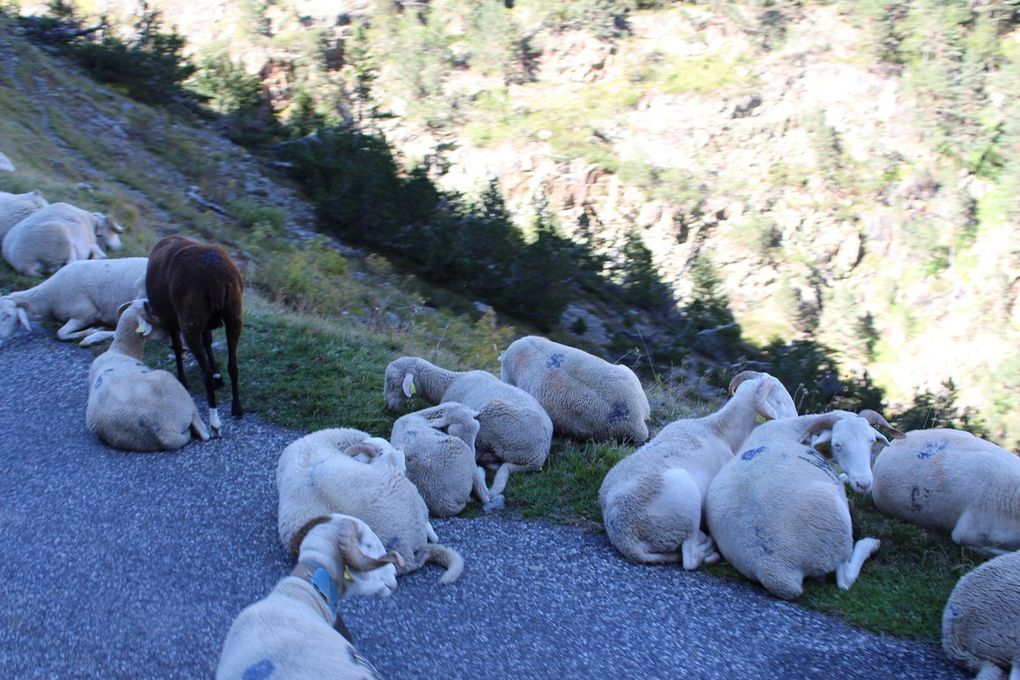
0, 331, 964, 679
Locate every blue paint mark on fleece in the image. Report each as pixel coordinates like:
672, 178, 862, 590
918, 439, 948, 459
741, 446, 767, 461
546, 353, 565, 370
607, 401, 630, 422
202, 249, 223, 266
242, 658, 276, 680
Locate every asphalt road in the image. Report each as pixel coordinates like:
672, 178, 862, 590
0, 330, 965, 679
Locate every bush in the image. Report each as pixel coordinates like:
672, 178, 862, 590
28, 2, 196, 106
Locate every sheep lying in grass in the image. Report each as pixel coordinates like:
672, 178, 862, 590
0, 257, 147, 346
277, 427, 464, 584
2, 202, 123, 276
216, 514, 403, 680
872, 428, 1020, 554
384, 356, 553, 498
599, 371, 796, 570
499, 335, 651, 443
0, 189, 48, 242
86, 299, 210, 451
146, 235, 244, 436
390, 402, 493, 517
942, 550, 1020, 680
705, 410, 904, 599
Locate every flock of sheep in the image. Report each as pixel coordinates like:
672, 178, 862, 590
1, 179, 1018, 680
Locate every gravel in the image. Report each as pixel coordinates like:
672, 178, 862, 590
0, 331, 965, 679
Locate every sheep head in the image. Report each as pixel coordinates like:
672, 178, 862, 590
731, 371, 797, 421
383, 358, 418, 410
333, 516, 404, 599
808, 414, 890, 494
0, 296, 31, 343
115, 298, 161, 338
92, 213, 124, 252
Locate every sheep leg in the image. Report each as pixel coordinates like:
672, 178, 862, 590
472, 466, 491, 504
975, 663, 1008, 680
488, 462, 525, 497
224, 314, 243, 418
56, 318, 100, 341
202, 329, 224, 389
629, 542, 681, 564
89, 244, 108, 259
79, 330, 116, 347
835, 537, 881, 591
681, 530, 716, 571
190, 407, 210, 442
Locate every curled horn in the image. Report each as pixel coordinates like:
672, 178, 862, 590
337, 519, 406, 572
345, 442, 381, 460
728, 371, 761, 396
799, 412, 849, 444
290, 515, 332, 558
860, 409, 907, 440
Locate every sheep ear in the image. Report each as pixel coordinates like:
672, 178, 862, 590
810, 430, 832, 454
874, 430, 891, 448
117, 301, 131, 318
754, 380, 779, 420
16, 307, 31, 331
402, 373, 416, 398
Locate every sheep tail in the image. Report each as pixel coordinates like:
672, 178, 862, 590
423, 543, 464, 585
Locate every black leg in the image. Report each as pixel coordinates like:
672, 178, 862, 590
171, 331, 188, 388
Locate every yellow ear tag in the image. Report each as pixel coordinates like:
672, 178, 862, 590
136, 319, 152, 336
343, 567, 353, 581
409, 383, 417, 396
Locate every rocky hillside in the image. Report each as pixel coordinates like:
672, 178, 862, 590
17, 0, 1020, 445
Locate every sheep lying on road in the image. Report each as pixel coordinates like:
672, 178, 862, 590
872, 428, 1020, 554
0, 257, 147, 346
706, 410, 904, 599
599, 371, 796, 570
499, 335, 650, 443
942, 550, 1020, 680
146, 235, 243, 436
86, 298, 210, 451
216, 514, 403, 680
390, 402, 493, 517
3, 202, 123, 276
384, 356, 553, 498
277, 427, 464, 584
0, 189, 47, 242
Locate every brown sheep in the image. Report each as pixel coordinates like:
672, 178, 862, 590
145, 235, 243, 435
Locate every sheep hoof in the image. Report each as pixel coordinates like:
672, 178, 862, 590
482, 495, 505, 513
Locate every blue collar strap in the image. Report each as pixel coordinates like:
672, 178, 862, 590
292, 561, 338, 617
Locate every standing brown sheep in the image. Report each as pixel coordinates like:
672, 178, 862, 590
146, 235, 243, 435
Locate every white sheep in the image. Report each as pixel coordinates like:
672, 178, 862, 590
0, 152, 14, 173
599, 371, 797, 570
277, 427, 464, 584
390, 402, 493, 517
0, 256, 147, 346
86, 298, 210, 451
705, 410, 904, 599
384, 356, 553, 498
872, 428, 1020, 554
216, 513, 404, 680
0, 189, 48, 242
499, 335, 651, 443
2, 202, 124, 276
942, 550, 1020, 680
